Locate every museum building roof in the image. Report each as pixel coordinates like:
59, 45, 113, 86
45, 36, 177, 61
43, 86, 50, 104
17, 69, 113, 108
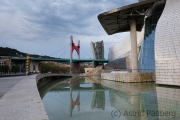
98, 0, 165, 35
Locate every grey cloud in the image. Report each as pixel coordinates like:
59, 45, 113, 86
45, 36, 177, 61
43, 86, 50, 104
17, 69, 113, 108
0, 0, 138, 58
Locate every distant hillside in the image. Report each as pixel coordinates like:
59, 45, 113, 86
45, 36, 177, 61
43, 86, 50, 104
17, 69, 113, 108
0, 47, 54, 58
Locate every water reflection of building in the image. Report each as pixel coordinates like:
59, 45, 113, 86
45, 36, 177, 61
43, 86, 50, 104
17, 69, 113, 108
91, 91, 105, 110
101, 80, 158, 120
91, 84, 105, 110
84, 76, 101, 84
156, 86, 180, 119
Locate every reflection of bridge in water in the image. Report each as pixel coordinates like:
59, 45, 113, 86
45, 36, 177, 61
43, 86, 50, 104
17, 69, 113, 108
69, 79, 106, 117
40, 76, 180, 119
39, 77, 106, 117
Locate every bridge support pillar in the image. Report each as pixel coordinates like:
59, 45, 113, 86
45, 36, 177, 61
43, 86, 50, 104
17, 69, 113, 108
9, 58, 12, 71
71, 63, 80, 73
73, 63, 80, 69
25, 55, 30, 73
92, 83, 99, 89
92, 61, 98, 68
70, 62, 73, 74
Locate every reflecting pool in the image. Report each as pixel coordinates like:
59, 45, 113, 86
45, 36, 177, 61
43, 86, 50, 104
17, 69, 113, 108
38, 77, 180, 120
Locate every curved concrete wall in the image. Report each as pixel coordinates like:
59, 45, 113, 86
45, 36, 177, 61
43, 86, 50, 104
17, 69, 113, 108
36, 73, 72, 83
155, 0, 180, 86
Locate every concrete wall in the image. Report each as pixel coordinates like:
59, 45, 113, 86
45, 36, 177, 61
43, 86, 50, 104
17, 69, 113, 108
36, 73, 72, 83
84, 68, 94, 73
101, 72, 155, 82
83, 66, 102, 76
101, 79, 156, 93
155, 0, 180, 86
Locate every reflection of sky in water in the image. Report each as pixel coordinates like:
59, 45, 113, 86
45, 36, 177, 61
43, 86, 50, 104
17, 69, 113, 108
41, 78, 180, 120
64, 87, 70, 88
43, 90, 125, 120
80, 83, 92, 87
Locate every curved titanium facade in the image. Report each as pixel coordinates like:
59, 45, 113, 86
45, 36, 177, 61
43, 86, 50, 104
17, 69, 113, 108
106, 31, 144, 70
155, 0, 180, 86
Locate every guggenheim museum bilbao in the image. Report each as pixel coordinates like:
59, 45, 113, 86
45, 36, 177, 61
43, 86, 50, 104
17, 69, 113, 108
98, 0, 180, 86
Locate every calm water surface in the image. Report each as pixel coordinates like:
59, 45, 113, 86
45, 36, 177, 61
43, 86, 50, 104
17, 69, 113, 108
39, 77, 180, 120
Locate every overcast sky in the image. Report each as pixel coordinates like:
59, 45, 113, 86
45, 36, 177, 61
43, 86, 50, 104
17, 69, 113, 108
0, 0, 138, 59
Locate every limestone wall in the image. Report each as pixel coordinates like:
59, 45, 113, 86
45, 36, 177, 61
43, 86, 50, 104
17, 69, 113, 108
84, 68, 94, 73
83, 66, 102, 76
155, 0, 180, 86
101, 72, 155, 82
101, 80, 156, 93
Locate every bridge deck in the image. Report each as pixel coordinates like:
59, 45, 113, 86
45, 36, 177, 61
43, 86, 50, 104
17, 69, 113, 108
10, 57, 108, 63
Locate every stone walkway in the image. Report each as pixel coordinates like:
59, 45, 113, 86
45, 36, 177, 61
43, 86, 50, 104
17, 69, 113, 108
0, 76, 26, 98
0, 75, 49, 120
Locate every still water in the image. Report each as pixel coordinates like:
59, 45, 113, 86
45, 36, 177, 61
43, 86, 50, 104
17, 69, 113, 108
38, 77, 180, 120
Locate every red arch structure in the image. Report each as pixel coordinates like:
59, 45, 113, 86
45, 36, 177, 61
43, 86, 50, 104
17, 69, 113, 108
70, 79, 80, 117
70, 88, 80, 117
70, 36, 80, 60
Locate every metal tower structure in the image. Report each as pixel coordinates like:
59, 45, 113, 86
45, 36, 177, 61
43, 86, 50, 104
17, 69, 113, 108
70, 36, 80, 74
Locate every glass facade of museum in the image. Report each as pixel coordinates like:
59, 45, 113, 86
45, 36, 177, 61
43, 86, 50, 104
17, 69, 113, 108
138, 12, 162, 72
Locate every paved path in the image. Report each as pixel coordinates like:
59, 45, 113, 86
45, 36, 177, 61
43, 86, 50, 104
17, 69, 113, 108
0, 74, 26, 78
0, 75, 49, 120
0, 76, 26, 98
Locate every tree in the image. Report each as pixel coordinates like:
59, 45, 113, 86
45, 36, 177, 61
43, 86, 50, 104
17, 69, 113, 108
11, 65, 20, 74
1, 65, 9, 74
0, 66, 2, 73
40, 62, 70, 74
79, 65, 89, 73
